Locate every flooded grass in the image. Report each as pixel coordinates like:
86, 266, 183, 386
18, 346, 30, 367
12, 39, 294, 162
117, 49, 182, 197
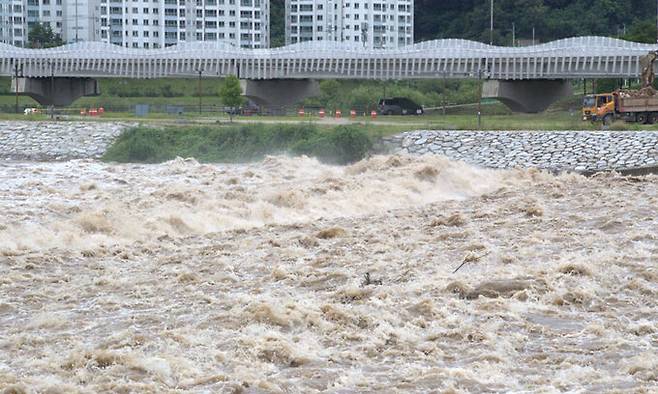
102, 123, 373, 165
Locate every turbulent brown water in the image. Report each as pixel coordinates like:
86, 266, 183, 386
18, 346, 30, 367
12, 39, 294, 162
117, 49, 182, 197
0, 155, 656, 393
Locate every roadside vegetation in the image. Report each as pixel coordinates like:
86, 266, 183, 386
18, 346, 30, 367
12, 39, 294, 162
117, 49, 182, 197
103, 123, 374, 165
0, 77, 481, 111
302, 79, 480, 112
2, 75, 655, 133
5, 106, 658, 133
0, 76, 637, 113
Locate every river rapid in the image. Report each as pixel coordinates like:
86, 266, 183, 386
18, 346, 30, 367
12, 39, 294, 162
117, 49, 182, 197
0, 155, 656, 393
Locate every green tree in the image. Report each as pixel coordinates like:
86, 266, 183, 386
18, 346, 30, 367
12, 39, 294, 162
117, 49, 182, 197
270, 0, 656, 47
319, 80, 341, 109
270, 0, 285, 47
413, 0, 654, 45
219, 75, 245, 122
28, 23, 64, 48
623, 19, 657, 44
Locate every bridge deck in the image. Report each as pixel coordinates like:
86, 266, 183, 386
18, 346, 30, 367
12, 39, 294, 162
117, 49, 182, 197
1, 37, 656, 80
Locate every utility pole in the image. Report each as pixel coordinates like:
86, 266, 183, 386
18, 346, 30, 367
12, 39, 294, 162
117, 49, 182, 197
197, 69, 203, 115
442, 73, 447, 116
584, 78, 587, 97
50, 61, 55, 120
13, 60, 19, 114
532, 26, 536, 45
490, 0, 494, 45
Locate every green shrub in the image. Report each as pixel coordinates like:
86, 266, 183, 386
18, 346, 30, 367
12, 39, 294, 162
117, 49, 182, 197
103, 123, 373, 165
292, 125, 372, 165
609, 120, 630, 131
142, 88, 158, 97
160, 84, 177, 97
127, 137, 157, 161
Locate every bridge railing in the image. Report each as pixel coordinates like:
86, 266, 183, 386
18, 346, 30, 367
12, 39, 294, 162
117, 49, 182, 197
2, 36, 657, 81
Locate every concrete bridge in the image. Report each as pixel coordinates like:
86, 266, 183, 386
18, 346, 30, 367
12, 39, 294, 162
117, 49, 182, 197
2, 36, 657, 112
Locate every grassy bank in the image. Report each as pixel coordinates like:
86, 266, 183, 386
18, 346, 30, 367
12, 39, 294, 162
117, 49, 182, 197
103, 123, 374, 165
5, 111, 658, 132
0, 93, 223, 109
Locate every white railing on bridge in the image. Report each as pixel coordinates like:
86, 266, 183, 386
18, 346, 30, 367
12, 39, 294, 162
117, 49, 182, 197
1, 36, 656, 80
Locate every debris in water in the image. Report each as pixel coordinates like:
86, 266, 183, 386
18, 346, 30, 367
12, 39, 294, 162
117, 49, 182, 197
445, 281, 469, 298
431, 213, 466, 227
316, 227, 347, 239
452, 251, 490, 273
558, 263, 592, 276
298, 236, 319, 248
521, 200, 544, 217
414, 165, 440, 181
361, 272, 383, 287
76, 212, 113, 233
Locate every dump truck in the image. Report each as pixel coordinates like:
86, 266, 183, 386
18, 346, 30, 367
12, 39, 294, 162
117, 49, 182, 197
587, 51, 658, 125
582, 94, 610, 121
591, 90, 658, 124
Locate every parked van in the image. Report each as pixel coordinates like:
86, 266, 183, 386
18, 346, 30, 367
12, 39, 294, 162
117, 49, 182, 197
378, 97, 423, 115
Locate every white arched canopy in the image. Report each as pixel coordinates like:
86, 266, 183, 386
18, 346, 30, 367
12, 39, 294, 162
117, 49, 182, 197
1, 37, 656, 80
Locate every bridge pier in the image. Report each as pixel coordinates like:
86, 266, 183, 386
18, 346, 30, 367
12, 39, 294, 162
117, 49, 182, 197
11, 77, 100, 107
483, 80, 572, 113
241, 79, 320, 108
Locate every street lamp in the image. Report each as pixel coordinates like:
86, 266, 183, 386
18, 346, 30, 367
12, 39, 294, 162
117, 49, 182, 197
476, 61, 490, 129
196, 68, 204, 115
512, 22, 515, 47
477, 67, 483, 129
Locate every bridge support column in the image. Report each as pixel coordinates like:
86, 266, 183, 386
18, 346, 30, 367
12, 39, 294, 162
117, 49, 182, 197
483, 79, 572, 113
11, 77, 100, 107
241, 79, 320, 108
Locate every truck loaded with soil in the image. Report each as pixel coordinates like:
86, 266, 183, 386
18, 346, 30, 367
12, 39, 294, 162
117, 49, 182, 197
588, 51, 658, 124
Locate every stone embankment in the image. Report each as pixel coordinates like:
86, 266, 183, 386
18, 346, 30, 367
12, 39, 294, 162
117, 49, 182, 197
2, 121, 658, 173
383, 130, 658, 173
0, 121, 131, 161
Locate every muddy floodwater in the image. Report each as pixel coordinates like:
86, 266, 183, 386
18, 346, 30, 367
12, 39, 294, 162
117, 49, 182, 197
0, 155, 656, 393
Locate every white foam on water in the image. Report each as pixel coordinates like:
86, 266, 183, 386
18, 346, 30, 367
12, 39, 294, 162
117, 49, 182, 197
0, 155, 656, 392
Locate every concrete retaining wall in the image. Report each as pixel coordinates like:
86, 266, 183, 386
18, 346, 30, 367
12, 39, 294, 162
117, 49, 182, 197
0, 121, 131, 161
383, 130, 658, 173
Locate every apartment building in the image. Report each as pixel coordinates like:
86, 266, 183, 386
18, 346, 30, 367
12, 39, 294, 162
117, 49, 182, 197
61, 1, 100, 43
285, 0, 413, 49
0, 0, 269, 49
0, 2, 11, 45
98, 0, 270, 49
0, 0, 100, 47
1, 0, 34, 47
